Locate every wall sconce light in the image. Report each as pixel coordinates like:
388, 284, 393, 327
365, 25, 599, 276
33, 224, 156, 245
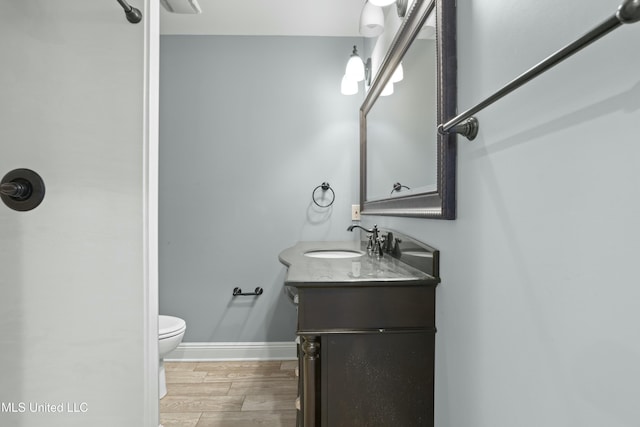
380, 81, 394, 96
359, 1, 385, 37
344, 1, 410, 97
341, 75, 358, 95
341, 55, 401, 96
379, 62, 402, 96
420, 7, 436, 39
391, 62, 403, 83
341, 46, 372, 96
345, 46, 365, 82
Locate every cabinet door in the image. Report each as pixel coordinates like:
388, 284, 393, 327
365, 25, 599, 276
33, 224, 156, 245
323, 331, 434, 427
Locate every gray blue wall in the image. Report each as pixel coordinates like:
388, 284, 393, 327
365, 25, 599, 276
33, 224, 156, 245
362, 0, 640, 426
159, 35, 362, 342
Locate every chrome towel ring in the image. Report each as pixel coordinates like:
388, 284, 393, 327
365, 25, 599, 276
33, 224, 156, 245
312, 182, 335, 208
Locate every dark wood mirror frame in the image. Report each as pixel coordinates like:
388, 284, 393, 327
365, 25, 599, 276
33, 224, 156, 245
360, 0, 457, 219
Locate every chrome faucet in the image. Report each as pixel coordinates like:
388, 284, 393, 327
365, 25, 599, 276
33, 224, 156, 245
347, 224, 383, 257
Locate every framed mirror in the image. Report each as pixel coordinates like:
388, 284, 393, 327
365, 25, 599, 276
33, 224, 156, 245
360, 0, 457, 219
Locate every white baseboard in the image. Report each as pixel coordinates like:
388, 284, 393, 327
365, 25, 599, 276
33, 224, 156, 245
164, 341, 298, 362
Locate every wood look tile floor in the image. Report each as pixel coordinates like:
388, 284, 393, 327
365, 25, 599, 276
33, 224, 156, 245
160, 361, 298, 427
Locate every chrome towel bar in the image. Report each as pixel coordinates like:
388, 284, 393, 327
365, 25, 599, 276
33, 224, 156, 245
438, 0, 640, 141
232, 287, 264, 297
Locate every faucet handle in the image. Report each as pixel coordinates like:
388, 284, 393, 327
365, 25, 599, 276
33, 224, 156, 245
391, 237, 401, 255
366, 234, 374, 255
374, 234, 385, 258
383, 232, 394, 252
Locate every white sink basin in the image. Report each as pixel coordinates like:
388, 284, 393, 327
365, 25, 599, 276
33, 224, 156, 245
303, 250, 364, 259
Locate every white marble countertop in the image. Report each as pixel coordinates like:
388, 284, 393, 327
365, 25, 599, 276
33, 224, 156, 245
278, 240, 438, 288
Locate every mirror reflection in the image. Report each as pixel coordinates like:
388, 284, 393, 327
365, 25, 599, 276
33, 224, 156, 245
366, 29, 437, 201
360, 0, 457, 219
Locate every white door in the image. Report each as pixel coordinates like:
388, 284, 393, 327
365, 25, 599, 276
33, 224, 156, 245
0, 1, 158, 426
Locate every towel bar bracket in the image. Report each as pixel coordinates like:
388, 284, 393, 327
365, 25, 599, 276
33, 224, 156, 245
439, 117, 478, 141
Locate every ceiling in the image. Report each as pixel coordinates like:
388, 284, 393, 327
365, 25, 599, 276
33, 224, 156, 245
160, 0, 366, 36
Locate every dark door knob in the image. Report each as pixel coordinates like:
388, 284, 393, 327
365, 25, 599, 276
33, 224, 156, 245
0, 168, 45, 212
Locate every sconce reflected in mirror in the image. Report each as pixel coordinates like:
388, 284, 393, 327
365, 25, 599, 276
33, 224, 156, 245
341, 75, 359, 96
421, 7, 436, 38
391, 62, 403, 83
381, 62, 404, 95
341, 46, 373, 96
344, 0, 410, 96
380, 80, 394, 96
341, 46, 405, 96
345, 46, 365, 81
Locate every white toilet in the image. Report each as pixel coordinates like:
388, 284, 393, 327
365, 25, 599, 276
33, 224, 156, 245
158, 315, 186, 399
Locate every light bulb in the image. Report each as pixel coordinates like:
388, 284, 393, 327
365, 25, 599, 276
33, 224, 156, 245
341, 75, 358, 95
421, 10, 436, 39
369, 0, 396, 6
380, 81, 394, 96
345, 46, 365, 82
359, 2, 384, 37
391, 62, 403, 83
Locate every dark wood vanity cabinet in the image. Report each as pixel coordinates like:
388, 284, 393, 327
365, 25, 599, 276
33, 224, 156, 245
279, 236, 440, 427
296, 285, 436, 427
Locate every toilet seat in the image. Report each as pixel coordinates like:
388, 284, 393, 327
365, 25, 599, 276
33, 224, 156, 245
159, 315, 186, 340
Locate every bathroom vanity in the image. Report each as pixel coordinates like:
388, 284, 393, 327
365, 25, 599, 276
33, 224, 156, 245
279, 231, 440, 427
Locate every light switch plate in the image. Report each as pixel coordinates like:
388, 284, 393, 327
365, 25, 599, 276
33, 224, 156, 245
351, 204, 361, 221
